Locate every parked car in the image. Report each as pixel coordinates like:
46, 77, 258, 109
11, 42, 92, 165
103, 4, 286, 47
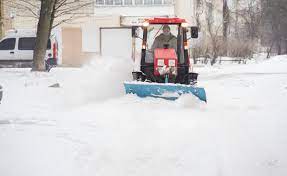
0, 29, 58, 69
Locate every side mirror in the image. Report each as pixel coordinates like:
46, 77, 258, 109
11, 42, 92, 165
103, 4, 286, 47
190, 26, 198, 38
132, 26, 139, 38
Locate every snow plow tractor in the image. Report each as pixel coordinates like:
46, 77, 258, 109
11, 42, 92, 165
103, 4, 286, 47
124, 18, 207, 102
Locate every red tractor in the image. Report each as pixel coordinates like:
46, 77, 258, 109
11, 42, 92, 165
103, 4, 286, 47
124, 18, 206, 102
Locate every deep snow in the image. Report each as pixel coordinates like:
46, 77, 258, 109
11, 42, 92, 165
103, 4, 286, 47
0, 55, 287, 176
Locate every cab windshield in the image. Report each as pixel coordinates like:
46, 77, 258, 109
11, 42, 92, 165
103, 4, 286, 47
144, 24, 184, 64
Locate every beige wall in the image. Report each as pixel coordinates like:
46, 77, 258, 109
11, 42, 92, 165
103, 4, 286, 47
2, 0, 15, 37
62, 27, 94, 67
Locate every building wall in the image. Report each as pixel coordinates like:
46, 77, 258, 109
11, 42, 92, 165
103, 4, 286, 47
94, 5, 174, 16
3, 0, 38, 31
81, 4, 174, 52
2, 0, 243, 66
2, 0, 176, 66
81, 15, 121, 53
62, 27, 94, 67
2, 0, 14, 35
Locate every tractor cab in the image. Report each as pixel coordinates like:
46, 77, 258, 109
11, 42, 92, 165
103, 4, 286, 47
132, 18, 199, 84
124, 17, 207, 102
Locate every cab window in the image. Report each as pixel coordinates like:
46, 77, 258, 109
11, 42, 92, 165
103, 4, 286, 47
0, 38, 16, 50
18, 37, 51, 50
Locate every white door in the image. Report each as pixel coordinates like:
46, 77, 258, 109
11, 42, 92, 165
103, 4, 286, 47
0, 38, 17, 60
101, 28, 132, 58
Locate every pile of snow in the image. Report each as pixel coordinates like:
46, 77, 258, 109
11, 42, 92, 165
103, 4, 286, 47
61, 56, 133, 106
0, 55, 287, 176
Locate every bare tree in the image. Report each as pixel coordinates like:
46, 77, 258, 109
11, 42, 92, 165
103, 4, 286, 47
33, 0, 93, 71
222, 0, 229, 55
230, 0, 262, 41
195, 0, 204, 30
192, 0, 225, 65
32, 0, 56, 71
4, 0, 93, 71
233, 0, 240, 39
262, 0, 287, 56
218, 0, 261, 59
205, 1, 223, 65
207, 22, 222, 65
4, 0, 93, 26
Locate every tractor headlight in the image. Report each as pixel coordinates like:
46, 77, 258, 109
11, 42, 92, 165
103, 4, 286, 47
184, 41, 189, 50
142, 21, 149, 27
168, 60, 175, 67
157, 59, 165, 66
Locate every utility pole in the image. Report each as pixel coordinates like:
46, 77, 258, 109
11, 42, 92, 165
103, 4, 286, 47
0, 0, 4, 39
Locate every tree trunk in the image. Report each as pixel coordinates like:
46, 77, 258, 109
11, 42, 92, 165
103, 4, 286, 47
32, 0, 56, 71
234, 0, 239, 39
0, 0, 4, 39
49, 0, 58, 35
211, 38, 217, 65
222, 0, 229, 56
277, 38, 282, 55
266, 40, 274, 59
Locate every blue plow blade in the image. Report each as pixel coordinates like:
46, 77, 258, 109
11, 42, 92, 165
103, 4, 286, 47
124, 82, 207, 102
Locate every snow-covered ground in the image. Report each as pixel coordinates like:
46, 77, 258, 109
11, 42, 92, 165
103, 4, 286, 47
0, 55, 287, 176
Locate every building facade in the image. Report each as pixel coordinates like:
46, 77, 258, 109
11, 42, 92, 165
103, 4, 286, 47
2, 0, 176, 66
2, 0, 242, 66
74, 0, 175, 66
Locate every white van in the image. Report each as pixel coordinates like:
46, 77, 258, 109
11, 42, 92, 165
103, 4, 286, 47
0, 29, 58, 68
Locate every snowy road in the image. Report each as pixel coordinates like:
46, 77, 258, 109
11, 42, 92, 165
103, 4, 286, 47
0, 56, 287, 176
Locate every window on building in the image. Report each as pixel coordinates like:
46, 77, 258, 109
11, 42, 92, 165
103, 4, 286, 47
0, 38, 16, 50
135, 0, 143, 5
164, 0, 173, 4
154, 0, 162, 4
124, 0, 132, 5
105, 0, 113, 5
96, 0, 104, 5
114, 0, 123, 5
144, 0, 152, 4
95, 0, 173, 6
